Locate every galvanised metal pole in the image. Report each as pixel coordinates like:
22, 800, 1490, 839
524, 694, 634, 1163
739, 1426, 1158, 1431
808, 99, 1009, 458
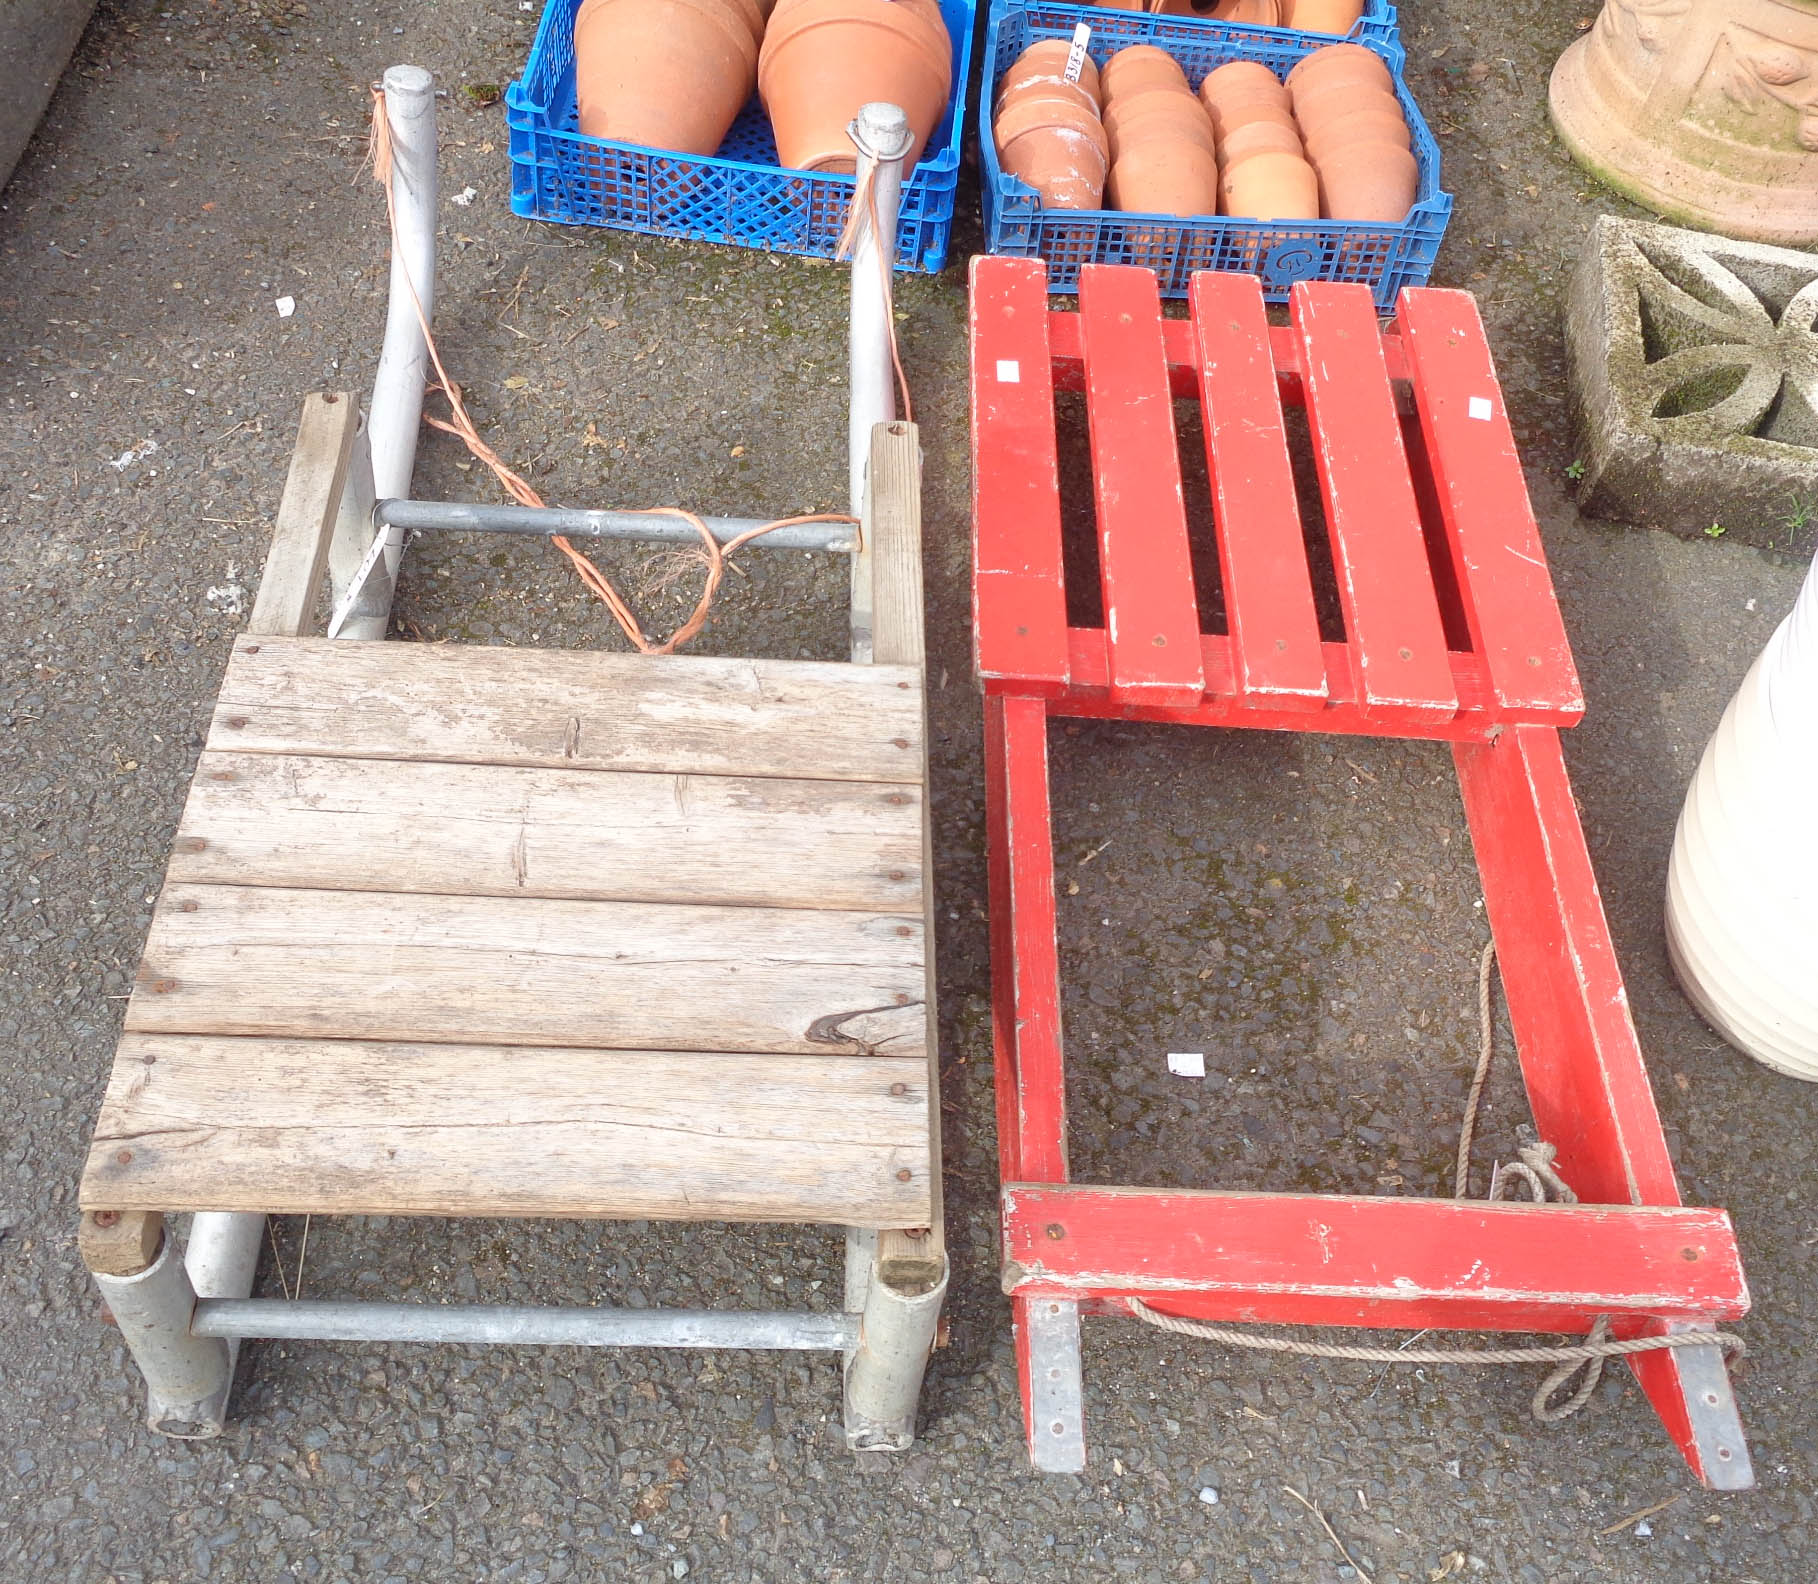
366, 63, 437, 580
846, 102, 912, 522
191, 1300, 860, 1351
372, 498, 857, 553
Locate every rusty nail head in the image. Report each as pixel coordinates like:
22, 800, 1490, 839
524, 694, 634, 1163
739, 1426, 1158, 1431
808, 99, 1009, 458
91, 1210, 120, 1228
179, 900, 198, 912
323, 392, 339, 404
224, 716, 248, 729
895, 1168, 913, 1182
1046, 1222, 1066, 1240
1682, 1246, 1701, 1261
889, 1082, 908, 1096
896, 925, 912, 937
150, 978, 178, 994
243, 644, 260, 654
892, 737, 910, 749
888, 869, 906, 881
183, 838, 207, 853
115, 1150, 133, 1165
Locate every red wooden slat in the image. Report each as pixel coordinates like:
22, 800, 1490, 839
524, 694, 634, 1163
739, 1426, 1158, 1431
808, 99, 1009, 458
1398, 288, 1585, 721
1292, 282, 1457, 723
984, 695, 1068, 1183
1454, 725, 1680, 1208
1001, 1184, 1748, 1332
1189, 273, 1327, 710
1058, 627, 1508, 742
969, 256, 1070, 694
1077, 265, 1206, 708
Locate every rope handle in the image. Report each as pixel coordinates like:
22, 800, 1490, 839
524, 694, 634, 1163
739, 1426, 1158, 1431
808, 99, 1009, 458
1123, 939, 1748, 1425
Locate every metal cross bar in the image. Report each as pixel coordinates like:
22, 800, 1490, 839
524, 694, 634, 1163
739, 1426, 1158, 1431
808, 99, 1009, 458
191, 1299, 860, 1351
372, 498, 856, 552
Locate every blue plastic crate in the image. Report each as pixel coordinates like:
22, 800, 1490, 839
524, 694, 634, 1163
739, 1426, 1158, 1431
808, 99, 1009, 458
506, 0, 976, 272
979, 0, 1452, 308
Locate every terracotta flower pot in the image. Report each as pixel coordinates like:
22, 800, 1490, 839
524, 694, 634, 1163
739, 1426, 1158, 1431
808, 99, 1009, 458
996, 87, 1108, 160
1218, 116, 1305, 172
758, 0, 953, 173
1282, 0, 1362, 34
998, 99, 1110, 211
997, 77, 1100, 126
1206, 97, 1298, 143
1285, 42, 1391, 95
1221, 149, 1320, 219
1107, 101, 1216, 165
1198, 59, 1289, 117
1108, 138, 1220, 215
575, 0, 759, 156
1000, 38, 1101, 108
1301, 103, 1409, 165
1101, 46, 1189, 101
1104, 86, 1213, 143
1316, 140, 1417, 221
1211, 0, 1279, 20
1292, 71, 1401, 134
1150, 0, 1277, 17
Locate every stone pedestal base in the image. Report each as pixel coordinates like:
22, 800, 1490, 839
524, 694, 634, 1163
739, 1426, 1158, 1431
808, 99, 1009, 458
1551, 0, 1818, 247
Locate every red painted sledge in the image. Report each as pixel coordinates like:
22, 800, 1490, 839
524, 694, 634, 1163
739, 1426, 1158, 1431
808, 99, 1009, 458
969, 257, 1752, 1488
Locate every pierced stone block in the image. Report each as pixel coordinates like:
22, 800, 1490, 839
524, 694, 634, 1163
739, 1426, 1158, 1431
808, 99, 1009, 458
1567, 215, 1818, 555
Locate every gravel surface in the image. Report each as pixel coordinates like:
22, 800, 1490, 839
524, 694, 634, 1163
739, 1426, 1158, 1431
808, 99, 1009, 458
3, 3, 1815, 1581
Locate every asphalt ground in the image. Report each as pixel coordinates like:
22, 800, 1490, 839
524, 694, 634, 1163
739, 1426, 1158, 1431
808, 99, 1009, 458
2, 2, 1815, 1581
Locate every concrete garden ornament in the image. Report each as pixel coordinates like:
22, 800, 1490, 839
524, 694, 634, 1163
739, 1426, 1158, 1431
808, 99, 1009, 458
1566, 215, 1818, 552
1550, 0, 1818, 245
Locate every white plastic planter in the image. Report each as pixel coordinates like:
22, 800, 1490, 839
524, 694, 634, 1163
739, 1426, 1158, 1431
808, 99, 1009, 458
1666, 556, 1818, 1079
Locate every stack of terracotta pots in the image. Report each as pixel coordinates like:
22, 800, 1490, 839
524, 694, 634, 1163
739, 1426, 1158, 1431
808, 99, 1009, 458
1100, 47, 1219, 217
573, 0, 953, 174
992, 40, 1109, 210
1199, 58, 1317, 220
573, 0, 773, 156
1287, 44, 1417, 222
759, 0, 953, 173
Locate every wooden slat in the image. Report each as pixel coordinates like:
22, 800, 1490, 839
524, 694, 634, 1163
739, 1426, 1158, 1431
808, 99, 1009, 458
83, 1036, 932, 1226
170, 752, 923, 913
1078, 265, 1205, 708
984, 695, 1068, 1183
1291, 282, 1457, 723
861, 420, 946, 1267
247, 393, 358, 638
1455, 725, 1680, 1208
1188, 273, 1327, 710
1397, 288, 1584, 720
969, 256, 1071, 693
867, 422, 926, 671
1002, 1184, 1748, 1332
126, 885, 926, 1056
209, 635, 925, 784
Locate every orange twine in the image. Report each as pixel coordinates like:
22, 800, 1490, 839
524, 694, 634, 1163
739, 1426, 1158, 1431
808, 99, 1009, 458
367, 87, 862, 655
